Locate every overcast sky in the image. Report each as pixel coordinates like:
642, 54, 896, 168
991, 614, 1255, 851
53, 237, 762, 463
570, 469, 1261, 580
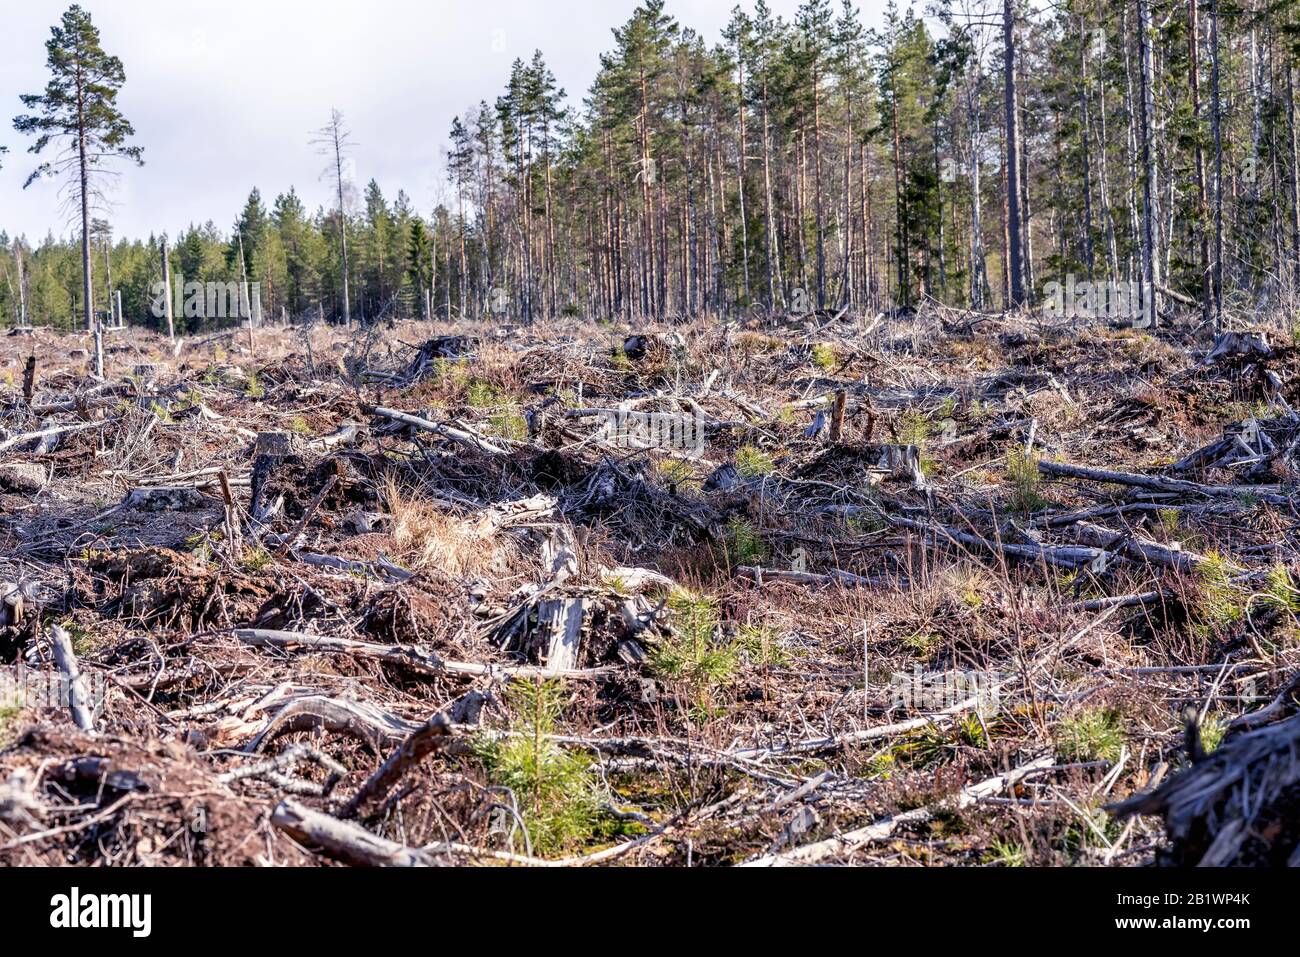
0, 0, 895, 244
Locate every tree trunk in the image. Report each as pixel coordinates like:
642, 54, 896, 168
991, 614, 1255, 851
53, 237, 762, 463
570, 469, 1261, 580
160, 236, 175, 340
890, 60, 909, 308
1288, 59, 1300, 286
15, 245, 27, 328
1211, 0, 1224, 331
812, 57, 826, 311
1003, 0, 1026, 307
77, 70, 93, 333
762, 78, 778, 309
1079, 26, 1096, 281
968, 78, 987, 308
1137, 0, 1162, 326
332, 128, 351, 329
1189, 0, 1212, 324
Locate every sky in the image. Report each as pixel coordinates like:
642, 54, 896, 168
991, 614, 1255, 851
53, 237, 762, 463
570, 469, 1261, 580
0, 0, 891, 244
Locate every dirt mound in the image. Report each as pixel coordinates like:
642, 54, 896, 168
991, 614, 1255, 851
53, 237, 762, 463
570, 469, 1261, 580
0, 727, 315, 866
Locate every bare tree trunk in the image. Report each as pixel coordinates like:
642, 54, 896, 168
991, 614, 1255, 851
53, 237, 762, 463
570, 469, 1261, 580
1080, 25, 1096, 280
1016, 54, 1035, 299
967, 76, 987, 309
160, 235, 175, 340
458, 185, 468, 320
1189, 0, 1212, 324
812, 57, 826, 311
316, 110, 353, 329
762, 78, 778, 309
890, 58, 909, 309
1137, 0, 1162, 326
862, 141, 876, 308
238, 232, 255, 354
737, 55, 752, 305
1288, 59, 1300, 285
335, 185, 351, 326
1003, 0, 1026, 307
639, 66, 655, 319
102, 234, 114, 324
1122, 7, 1142, 282
1211, 0, 1224, 331
78, 108, 93, 331
543, 133, 557, 318
1094, 24, 1121, 280
15, 245, 27, 328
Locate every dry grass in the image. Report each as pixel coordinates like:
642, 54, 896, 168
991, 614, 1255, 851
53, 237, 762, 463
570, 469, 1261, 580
382, 476, 512, 577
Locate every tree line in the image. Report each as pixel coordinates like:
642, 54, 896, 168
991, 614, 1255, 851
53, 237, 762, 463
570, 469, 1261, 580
2, 0, 1299, 333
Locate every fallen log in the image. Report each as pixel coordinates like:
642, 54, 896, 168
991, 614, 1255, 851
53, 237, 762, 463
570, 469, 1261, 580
1038, 460, 1290, 506
0, 418, 113, 455
121, 486, 213, 512
743, 755, 1056, 866
308, 421, 361, 450
891, 516, 1104, 570
298, 552, 414, 583
1063, 521, 1229, 573
736, 566, 891, 589
272, 798, 437, 867
1110, 710, 1300, 866
245, 696, 426, 755
229, 628, 619, 681
600, 566, 676, 592
365, 405, 512, 456
48, 625, 96, 733
1069, 591, 1165, 612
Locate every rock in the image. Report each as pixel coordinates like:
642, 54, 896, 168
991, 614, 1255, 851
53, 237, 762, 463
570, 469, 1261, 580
0, 462, 48, 494
622, 332, 684, 362
121, 486, 213, 511
703, 464, 741, 492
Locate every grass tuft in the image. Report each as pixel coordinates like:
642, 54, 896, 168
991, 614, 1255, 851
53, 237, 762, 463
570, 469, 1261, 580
1261, 563, 1300, 615
1005, 449, 1046, 514
383, 476, 500, 576
985, 839, 1028, 867
810, 343, 837, 371
1193, 551, 1246, 632
1056, 707, 1125, 763
735, 445, 775, 478
724, 517, 768, 567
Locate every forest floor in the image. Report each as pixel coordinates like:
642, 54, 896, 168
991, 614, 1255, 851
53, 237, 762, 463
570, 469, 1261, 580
1, 307, 1298, 867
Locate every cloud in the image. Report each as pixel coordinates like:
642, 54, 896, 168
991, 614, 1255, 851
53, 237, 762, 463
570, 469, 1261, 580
0, 0, 862, 241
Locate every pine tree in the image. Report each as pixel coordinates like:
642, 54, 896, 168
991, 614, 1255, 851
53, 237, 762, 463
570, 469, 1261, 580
13, 4, 143, 331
